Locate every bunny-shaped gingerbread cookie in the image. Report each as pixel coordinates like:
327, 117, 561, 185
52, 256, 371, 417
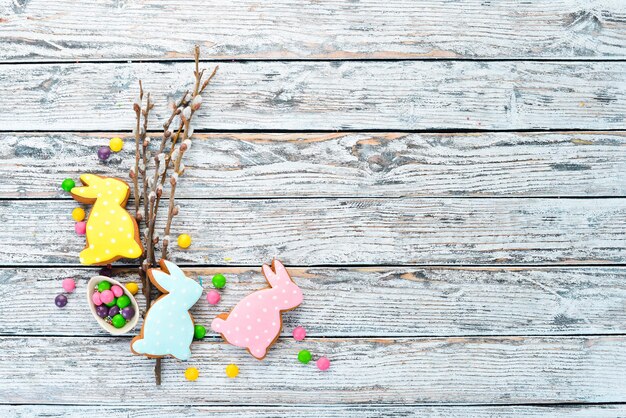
211, 260, 303, 359
71, 174, 143, 265
131, 260, 202, 360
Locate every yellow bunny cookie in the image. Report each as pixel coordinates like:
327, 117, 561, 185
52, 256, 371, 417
71, 174, 143, 265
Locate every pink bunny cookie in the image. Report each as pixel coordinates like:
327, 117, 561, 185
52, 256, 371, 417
211, 260, 303, 359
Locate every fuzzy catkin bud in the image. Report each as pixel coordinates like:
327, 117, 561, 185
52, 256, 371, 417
156, 184, 163, 197
183, 139, 192, 150
180, 142, 188, 152
129, 168, 136, 179
148, 191, 156, 202
172, 205, 180, 216
181, 106, 192, 121
191, 95, 202, 111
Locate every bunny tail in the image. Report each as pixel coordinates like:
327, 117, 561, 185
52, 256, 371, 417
211, 317, 227, 334
131, 338, 146, 354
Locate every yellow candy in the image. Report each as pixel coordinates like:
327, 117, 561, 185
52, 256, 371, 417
178, 234, 192, 249
184, 367, 199, 381
109, 137, 124, 152
71, 207, 85, 222
225, 364, 239, 378
125, 282, 139, 296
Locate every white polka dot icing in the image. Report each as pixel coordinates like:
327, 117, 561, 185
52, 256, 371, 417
211, 260, 303, 360
70, 174, 143, 265
131, 260, 203, 361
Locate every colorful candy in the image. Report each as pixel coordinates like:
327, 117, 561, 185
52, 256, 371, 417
109, 137, 124, 152
74, 221, 87, 235
100, 289, 114, 304
206, 290, 220, 305
225, 364, 239, 378
185, 367, 199, 381
97, 146, 111, 161
95, 305, 109, 318
212, 274, 226, 289
121, 306, 135, 320
62, 278, 76, 293
71, 207, 85, 222
316, 357, 330, 371
125, 282, 139, 295
111, 314, 126, 328
55, 294, 68, 308
108, 306, 120, 317
177, 233, 192, 249
111, 285, 124, 297
92, 292, 103, 306
97, 281, 111, 292
194, 325, 206, 339
61, 178, 75, 192
298, 350, 312, 364
292, 326, 306, 341
116, 295, 131, 309
104, 297, 117, 308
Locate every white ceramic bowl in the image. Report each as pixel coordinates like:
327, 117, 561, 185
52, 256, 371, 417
87, 275, 140, 335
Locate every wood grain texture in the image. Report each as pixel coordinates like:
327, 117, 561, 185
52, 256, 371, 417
1, 0, 625, 61
4, 131, 626, 199
4, 267, 626, 337
2, 336, 625, 404
1, 61, 625, 131
1, 198, 624, 266
5, 405, 626, 417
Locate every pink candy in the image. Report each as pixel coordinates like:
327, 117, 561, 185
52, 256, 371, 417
316, 357, 330, 371
92, 292, 103, 306
100, 289, 114, 304
292, 326, 306, 341
111, 285, 123, 297
206, 290, 220, 305
62, 278, 76, 293
74, 221, 86, 235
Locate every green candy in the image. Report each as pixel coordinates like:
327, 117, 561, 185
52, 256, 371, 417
212, 274, 226, 289
194, 325, 206, 340
111, 314, 126, 329
61, 178, 75, 192
97, 281, 111, 292
297, 350, 312, 364
116, 295, 131, 309
104, 297, 117, 308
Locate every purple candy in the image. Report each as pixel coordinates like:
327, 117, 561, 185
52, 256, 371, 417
97, 146, 111, 161
55, 294, 68, 308
121, 306, 135, 320
108, 306, 120, 317
95, 305, 109, 318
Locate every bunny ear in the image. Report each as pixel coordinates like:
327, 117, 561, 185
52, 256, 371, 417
161, 259, 185, 280
263, 260, 291, 288
272, 260, 289, 280
150, 269, 175, 293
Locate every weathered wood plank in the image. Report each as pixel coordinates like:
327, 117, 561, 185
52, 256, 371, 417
4, 132, 626, 199
2, 336, 625, 404
1, 0, 625, 61
4, 267, 626, 337
1, 61, 624, 131
5, 405, 626, 417
2, 198, 624, 266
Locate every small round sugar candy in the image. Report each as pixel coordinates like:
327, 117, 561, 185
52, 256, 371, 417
95, 305, 109, 318
71, 207, 85, 222
61, 178, 75, 192
109, 137, 124, 152
316, 356, 330, 371
212, 274, 226, 289
297, 350, 312, 364
100, 289, 114, 304
116, 295, 131, 309
111, 314, 126, 329
225, 364, 239, 378
177, 233, 192, 249
97, 281, 111, 292
125, 282, 139, 295
108, 306, 120, 317
185, 367, 199, 381
55, 294, 68, 308
111, 285, 124, 297
74, 221, 86, 235
104, 297, 117, 308
292, 326, 306, 341
62, 278, 76, 293
91, 292, 103, 306
97, 146, 111, 161
206, 290, 220, 305
121, 306, 135, 320
194, 325, 206, 340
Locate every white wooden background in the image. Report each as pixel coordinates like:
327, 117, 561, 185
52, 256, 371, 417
1, 0, 625, 416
